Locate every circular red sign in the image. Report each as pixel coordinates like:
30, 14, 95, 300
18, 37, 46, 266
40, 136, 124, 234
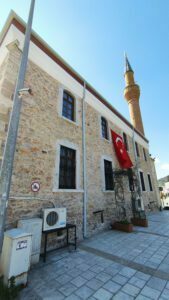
31, 181, 40, 192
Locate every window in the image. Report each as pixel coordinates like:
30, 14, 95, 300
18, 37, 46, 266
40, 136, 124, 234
59, 145, 76, 189
135, 142, 140, 157
101, 117, 108, 140
143, 148, 147, 161
1, 140, 5, 154
139, 171, 146, 191
123, 132, 129, 151
5, 124, 8, 132
62, 91, 75, 121
104, 160, 114, 190
128, 168, 134, 191
147, 174, 153, 191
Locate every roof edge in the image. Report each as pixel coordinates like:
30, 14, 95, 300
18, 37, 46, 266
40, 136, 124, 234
0, 11, 149, 143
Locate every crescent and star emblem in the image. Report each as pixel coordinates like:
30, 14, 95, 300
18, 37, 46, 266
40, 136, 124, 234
115, 137, 124, 154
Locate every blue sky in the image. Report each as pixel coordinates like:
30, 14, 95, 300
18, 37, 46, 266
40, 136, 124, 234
0, 0, 169, 179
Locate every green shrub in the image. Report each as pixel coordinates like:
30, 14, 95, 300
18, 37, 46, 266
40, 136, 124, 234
0, 276, 22, 300
119, 219, 131, 224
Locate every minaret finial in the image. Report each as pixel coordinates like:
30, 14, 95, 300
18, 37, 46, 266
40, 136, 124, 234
124, 52, 133, 73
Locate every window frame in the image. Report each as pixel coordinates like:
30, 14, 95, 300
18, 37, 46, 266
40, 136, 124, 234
58, 86, 78, 125
59, 145, 76, 189
143, 148, 147, 161
53, 140, 82, 192
147, 173, 153, 191
62, 90, 75, 122
139, 170, 146, 191
104, 160, 114, 190
123, 132, 129, 151
101, 116, 109, 140
101, 155, 114, 192
135, 142, 140, 157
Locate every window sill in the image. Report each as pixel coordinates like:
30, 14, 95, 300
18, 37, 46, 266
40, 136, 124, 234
53, 189, 84, 193
102, 189, 115, 193
101, 137, 110, 143
61, 115, 78, 126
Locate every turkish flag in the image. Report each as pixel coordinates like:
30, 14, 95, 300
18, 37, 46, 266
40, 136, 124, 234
111, 130, 133, 169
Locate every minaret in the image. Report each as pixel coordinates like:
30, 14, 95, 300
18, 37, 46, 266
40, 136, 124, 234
123, 54, 145, 135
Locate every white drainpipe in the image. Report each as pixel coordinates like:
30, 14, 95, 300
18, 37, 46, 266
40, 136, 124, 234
82, 81, 87, 238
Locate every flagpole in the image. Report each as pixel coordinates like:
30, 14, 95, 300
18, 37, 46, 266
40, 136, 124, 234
0, 0, 36, 253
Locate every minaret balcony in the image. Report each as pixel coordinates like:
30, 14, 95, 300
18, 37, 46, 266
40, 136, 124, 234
124, 84, 140, 102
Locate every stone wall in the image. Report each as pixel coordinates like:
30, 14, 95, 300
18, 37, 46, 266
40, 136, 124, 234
0, 43, 160, 244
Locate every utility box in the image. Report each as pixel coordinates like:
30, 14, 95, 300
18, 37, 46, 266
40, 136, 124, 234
18, 218, 42, 265
0, 228, 32, 286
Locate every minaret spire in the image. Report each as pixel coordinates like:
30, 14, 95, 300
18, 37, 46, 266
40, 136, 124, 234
124, 53, 133, 72
123, 54, 145, 135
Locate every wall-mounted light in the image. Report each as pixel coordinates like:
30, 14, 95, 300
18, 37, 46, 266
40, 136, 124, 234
18, 88, 32, 98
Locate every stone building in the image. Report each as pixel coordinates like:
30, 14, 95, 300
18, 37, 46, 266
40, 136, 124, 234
0, 11, 160, 241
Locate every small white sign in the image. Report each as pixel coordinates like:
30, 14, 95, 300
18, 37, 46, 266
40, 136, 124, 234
31, 181, 40, 192
16, 240, 27, 250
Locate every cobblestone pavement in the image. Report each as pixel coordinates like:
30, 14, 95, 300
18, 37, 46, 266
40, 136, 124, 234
20, 211, 169, 299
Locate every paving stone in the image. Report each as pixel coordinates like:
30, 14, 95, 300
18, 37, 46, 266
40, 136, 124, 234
112, 274, 128, 285
36, 287, 56, 298
58, 282, 77, 296
159, 288, 169, 300
67, 268, 82, 278
129, 276, 146, 288
81, 270, 96, 280
86, 278, 103, 290
158, 263, 169, 273
71, 275, 87, 287
134, 257, 147, 264
95, 272, 111, 283
19, 290, 41, 300
75, 285, 94, 299
121, 283, 140, 297
135, 296, 150, 300
111, 262, 124, 271
143, 261, 158, 269
140, 286, 161, 299
93, 288, 112, 300
103, 280, 121, 293
45, 279, 61, 289
147, 276, 167, 292
42, 290, 65, 300
89, 264, 105, 273
76, 263, 91, 271
135, 271, 151, 281
65, 295, 81, 300
56, 274, 73, 285
119, 267, 136, 278
113, 291, 134, 300
104, 266, 119, 276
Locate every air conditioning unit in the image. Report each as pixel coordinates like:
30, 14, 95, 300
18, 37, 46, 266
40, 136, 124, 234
43, 208, 66, 231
